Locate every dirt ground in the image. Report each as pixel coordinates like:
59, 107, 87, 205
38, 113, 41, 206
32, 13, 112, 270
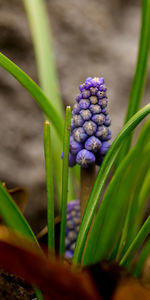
0, 0, 149, 232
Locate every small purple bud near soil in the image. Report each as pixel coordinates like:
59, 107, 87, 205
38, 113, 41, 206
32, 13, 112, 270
65, 200, 80, 259
61, 151, 76, 167
76, 149, 95, 168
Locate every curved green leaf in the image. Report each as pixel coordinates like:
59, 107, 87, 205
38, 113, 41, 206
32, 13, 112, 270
0, 182, 39, 243
0, 52, 64, 140
73, 104, 150, 265
116, 0, 150, 164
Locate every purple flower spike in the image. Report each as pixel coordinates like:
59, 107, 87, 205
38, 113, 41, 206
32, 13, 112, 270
65, 76, 111, 168
85, 136, 101, 153
79, 99, 90, 109
76, 149, 95, 168
73, 127, 87, 143
83, 121, 97, 136
99, 141, 110, 155
70, 138, 83, 155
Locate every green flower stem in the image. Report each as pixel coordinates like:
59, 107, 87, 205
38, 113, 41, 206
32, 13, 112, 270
80, 166, 96, 220
0, 52, 64, 140
73, 104, 150, 265
116, 0, 150, 164
120, 215, 150, 269
43, 121, 55, 254
59, 107, 71, 256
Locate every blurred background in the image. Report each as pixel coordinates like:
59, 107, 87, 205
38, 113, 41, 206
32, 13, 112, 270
0, 0, 149, 233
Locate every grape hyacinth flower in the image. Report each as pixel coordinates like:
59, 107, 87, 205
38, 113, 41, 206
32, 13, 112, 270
69, 77, 111, 168
65, 200, 80, 259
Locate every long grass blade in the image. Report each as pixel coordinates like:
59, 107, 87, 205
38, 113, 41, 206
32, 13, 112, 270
82, 135, 150, 265
0, 52, 64, 140
116, 0, 150, 164
73, 104, 150, 265
116, 120, 150, 261
120, 215, 150, 269
43, 121, 55, 253
59, 107, 71, 256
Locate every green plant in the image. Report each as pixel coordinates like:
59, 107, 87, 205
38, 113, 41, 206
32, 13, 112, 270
0, 0, 150, 299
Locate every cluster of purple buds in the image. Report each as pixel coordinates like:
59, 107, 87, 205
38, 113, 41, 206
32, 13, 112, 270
65, 200, 80, 259
68, 77, 111, 168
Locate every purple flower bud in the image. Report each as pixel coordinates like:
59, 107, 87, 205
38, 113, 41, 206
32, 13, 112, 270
89, 104, 101, 114
76, 94, 82, 103
82, 89, 91, 99
73, 127, 87, 143
85, 136, 101, 153
72, 115, 84, 127
90, 87, 98, 95
99, 84, 107, 92
92, 113, 105, 125
79, 83, 85, 92
101, 107, 109, 115
91, 77, 101, 87
70, 138, 83, 155
99, 141, 110, 155
76, 149, 95, 168
95, 126, 108, 139
71, 119, 75, 132
102, 129, 112, 141
79, 99, 90, 109
85, 78, 93, 89
61, 151, 76, 167
98, 98, 108, 108
89, 96, 98, 104
72, 103, 80, 114
83, 121, 97, 136
97, 90, 106, 99
80, 109, 92, 121
104, 115, 111, 126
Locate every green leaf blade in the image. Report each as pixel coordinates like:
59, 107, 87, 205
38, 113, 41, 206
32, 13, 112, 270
59, 107, 71, 256
73, 104, 150, 265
